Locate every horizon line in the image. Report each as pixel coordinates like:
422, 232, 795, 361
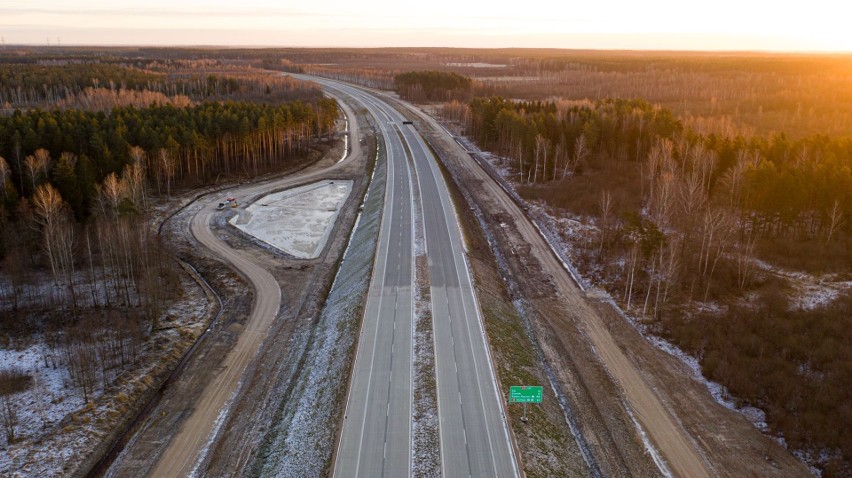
3, 43, 852, 56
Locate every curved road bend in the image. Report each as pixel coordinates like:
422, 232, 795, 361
146, 93, 363, 477
306, 78, 519, 477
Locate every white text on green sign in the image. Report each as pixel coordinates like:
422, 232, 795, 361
509, 385, 542, 403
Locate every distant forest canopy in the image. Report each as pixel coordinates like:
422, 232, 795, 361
0, 62, 324, 109
258, 48, 852, 138
394, 71, 472, 102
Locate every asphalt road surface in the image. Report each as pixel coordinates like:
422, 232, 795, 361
146, 92, 363, 478
309, 79, 519, 478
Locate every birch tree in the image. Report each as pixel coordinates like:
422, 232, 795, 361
159, 149, 175, 199
826, 199, 845, 243
32, 183, 77, 307
126, 146, 148, 211
0, 156, 12, 199
598, 189, 614, 256
25, 149, 51, 193
562, 133, 588, 179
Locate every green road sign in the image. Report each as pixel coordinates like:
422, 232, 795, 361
509, 385, 543, 403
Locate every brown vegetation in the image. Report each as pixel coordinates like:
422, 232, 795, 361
0, 368, 33, 443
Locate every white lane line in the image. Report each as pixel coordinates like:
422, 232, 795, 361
401, 115, 517, 476
406, 140, 416, 478
415, 132, 507, 476
349, 104, 397, 478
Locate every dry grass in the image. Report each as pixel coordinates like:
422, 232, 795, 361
0, 368, 32, 396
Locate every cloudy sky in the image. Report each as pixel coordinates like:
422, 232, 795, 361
1, 0, 851, 51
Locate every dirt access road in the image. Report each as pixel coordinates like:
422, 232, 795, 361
389, 97, 811, 477
147, 95, 363, 477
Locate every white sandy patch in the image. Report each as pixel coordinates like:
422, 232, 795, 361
230, 180, 353, 259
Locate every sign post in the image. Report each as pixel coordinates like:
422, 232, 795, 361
509, 385, 543, 423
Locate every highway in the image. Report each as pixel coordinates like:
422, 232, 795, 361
309, 78, 519, 478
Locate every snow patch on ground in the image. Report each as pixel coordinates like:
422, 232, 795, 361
623, 401, 674, 478
338, 119, 350, 164
0, 343, 85, 449
751, 259, 852, 310
230, 180, 352, 259
189, 392, 236, 478
0, 272, 209, 477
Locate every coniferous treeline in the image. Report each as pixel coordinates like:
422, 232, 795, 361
0, 99, 338, 220
394, 71, 472, 102
0, 63, 162, 107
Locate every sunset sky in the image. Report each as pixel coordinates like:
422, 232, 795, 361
1, 0, 851, 52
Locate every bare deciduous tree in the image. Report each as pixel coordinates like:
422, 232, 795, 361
654, 171, 679, 229
679, 169, 707, 232
734, 231, 758, 291
24, 148, 51, 193
562, 133, 588, 179
32, 184, 64, 281
699, 207, 735, 300
598, 189, 614, 256
719, 150, 750, 209
96, 173, 123, 218
32, 184, 77, 307
0, 155, 9, 199
159, 149, 176, 199
62, 329, 99, 403
1, 394, 16, 443
533, 134, 549, 183
624, 242, 640, 310
826, 199, 845, 243
0, 368, 32, 444
125, 146, 148, 211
